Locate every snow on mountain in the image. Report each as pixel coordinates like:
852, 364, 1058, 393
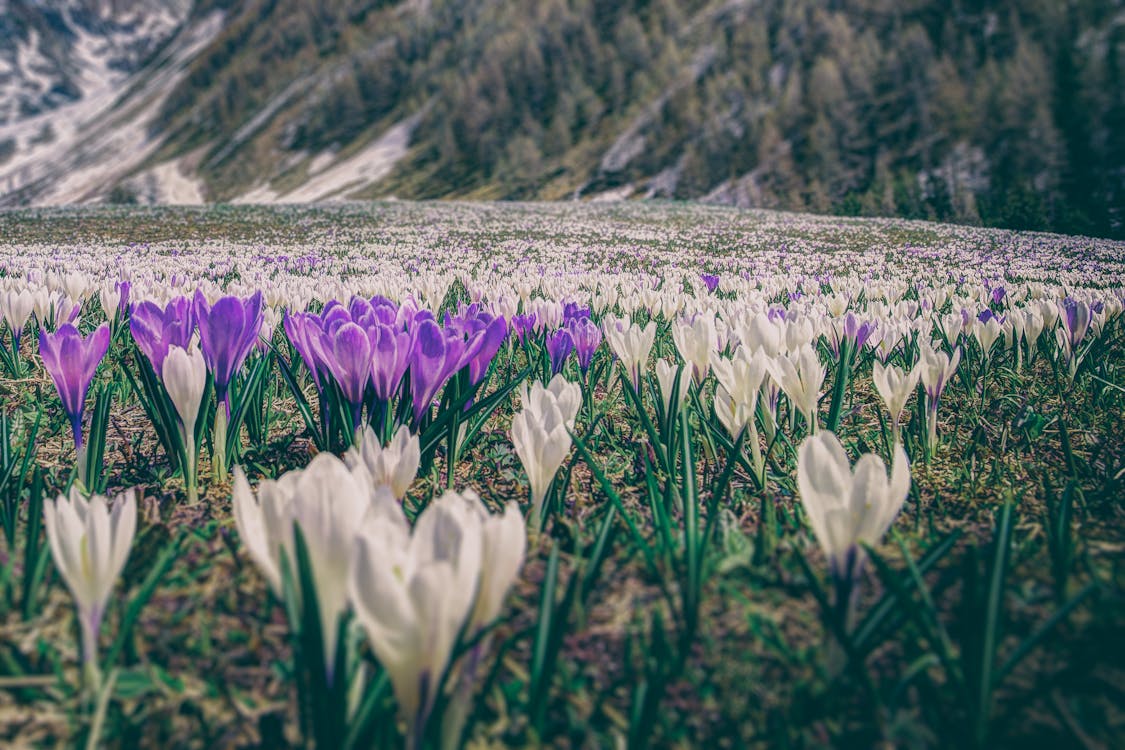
0, 0, 201, 205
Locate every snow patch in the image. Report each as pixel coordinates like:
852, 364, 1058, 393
128, 157, 206, 205
237, 115, 418, 204
0, 12, 224, 206
590, 184, 635, 203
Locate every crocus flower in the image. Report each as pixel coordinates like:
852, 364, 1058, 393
44, 487, 137, 687
232, 454, 375, 680
320, 321, 375, 429
98, 280, 130, 324
345, 424, 421, 501
546, 328, 574, 376
349, 489, 484, 745
1056, 297, 1091, 361
512, 378, 577, 528
567, 316, 602, 375
672, 314, 718, 385
283, 310, 328, 392
0, 287, 35, 352
464, 494, 526, 636
409, 319, 468, 426
796, 430, 909, 583
712, 347, 770, 436
163, 344, 207, 502
973, 311, 1003, 358
511, 313, 538, 345
769, 344, 825, 433
39, 323, 111, 453
194, 290, 263, 411
129, 296, 195, 375
463, 314, 507, 386
604, 317, 656, 390
739, 312, 784, 357
701, 273, 720, 293
655, 359, 688, 415
871, 361, 920, 444
917, 341, 961, 452
370, 322, 413, 402
518, 374, 581, 427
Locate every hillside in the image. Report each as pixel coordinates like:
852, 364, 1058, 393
1, 0, 1122, 238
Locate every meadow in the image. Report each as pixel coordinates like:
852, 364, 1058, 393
0, 202, 1122, 748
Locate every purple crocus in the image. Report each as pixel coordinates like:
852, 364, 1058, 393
129, 296, 194, 374
320, 322, 374, 428
562, 302, 592, 324
511, 313, 538, 345
113, 281, 131, 320
194, 290, 263, 411
701, 273, 720, 293
40, 323, 111, 451
283, 310, 328, 392
409, 319, 468, 426
465, 315, 507, 385
1058, 297, 1091, 353
843, 312, 876, 350
370, 323, 413, 402
547, 328, 574, 376
567, 317, 602, 374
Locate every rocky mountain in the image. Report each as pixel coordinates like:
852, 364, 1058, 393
1, 0, 1122, 238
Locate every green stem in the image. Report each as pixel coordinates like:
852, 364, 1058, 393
213, 409, 229, 482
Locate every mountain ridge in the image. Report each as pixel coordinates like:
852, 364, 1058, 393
1, 0, 1122, 239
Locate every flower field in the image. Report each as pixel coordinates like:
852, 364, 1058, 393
0, 202, 1123, 748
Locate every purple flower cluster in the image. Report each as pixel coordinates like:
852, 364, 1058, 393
544, 302, 602, 377
285, 297, 508, 429
130, 291, 264, 413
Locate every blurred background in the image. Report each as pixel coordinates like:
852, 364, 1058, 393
1, 0, 1122, 237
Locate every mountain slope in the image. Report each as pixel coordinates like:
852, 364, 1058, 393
2, 0, 1123, 238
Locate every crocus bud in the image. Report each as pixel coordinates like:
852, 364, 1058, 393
603, 317, 656, 390
672, 313, 718, 385
162, 344, 207, 442
44, 487, 137, 681
655, 359, 688, 415
871, 360, 920, 439
466, 496, 526, 636
511, 384, 574, 526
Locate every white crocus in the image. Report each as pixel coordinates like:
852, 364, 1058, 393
231, 454, 370, 679
163, 344, 207, 502
917, 341, 962, 452
604, 317, 656, 390
345, 424, 421, 500
654, 358, 688, 414
739, 312, 784, 357
712, 346, 771, 482
44, 488, 137, 685
0, 287, 36, 339
871, 360, 920, 444
462, 494, 526, 636
796, 431, 910, 581
769, 344, 825, 433
973, 315, 1003, 359
511, 387, 573, 528
519, 374, 581, 427
349, 489, 484, 744
671, 313, 717, 385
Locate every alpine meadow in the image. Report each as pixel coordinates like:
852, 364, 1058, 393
1, 2, 1124, 750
